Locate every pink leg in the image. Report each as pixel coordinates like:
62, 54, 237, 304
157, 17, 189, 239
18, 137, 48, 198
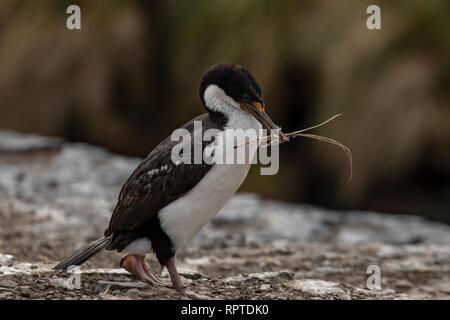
165, 256, 214, 300
120, 254, 172, 287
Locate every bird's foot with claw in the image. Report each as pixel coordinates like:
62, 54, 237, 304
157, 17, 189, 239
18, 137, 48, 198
146, 279, 173, 288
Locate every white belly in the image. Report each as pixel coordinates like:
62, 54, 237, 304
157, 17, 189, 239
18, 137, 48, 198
158, 163, 251, 250
121, 163, 250, 255
121, 237, 152, 255
159, 110, 261, 251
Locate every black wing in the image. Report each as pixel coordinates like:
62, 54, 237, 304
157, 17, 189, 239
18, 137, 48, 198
105, 113, 223, 235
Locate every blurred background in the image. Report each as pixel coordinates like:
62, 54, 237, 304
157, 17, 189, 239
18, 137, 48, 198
0, 0, 449, 222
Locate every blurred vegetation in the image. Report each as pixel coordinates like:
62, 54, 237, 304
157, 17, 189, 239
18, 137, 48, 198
0, 0, 449, 221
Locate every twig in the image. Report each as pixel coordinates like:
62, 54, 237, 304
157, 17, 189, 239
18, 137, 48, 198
236, 114, 353, 181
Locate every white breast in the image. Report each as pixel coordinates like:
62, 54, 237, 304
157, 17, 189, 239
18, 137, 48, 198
158, 162, 250, 250
159, 99, 262, 251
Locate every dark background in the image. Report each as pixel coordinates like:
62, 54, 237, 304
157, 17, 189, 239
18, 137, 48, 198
0, 1, 449, 222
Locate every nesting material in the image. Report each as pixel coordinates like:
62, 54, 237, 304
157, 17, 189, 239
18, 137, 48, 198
244, 114, 353, 181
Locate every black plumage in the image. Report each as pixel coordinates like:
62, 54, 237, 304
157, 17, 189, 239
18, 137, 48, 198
199, 63, 264, 107
55, 113, 226, 270
104, 113, 226, 264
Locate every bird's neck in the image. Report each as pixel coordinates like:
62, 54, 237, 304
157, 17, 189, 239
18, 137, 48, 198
204, 84, 237, 116
207, 105, 261, 131
208, 109, 228, 127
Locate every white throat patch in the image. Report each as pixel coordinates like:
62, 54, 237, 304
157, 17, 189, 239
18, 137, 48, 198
203, 84, 239, 115
203, 84, 261, 131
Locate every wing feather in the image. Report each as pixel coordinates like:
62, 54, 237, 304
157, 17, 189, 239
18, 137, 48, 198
105, 114, 220, 234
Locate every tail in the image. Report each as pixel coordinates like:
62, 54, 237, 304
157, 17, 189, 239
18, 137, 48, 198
53, 236, 110, 271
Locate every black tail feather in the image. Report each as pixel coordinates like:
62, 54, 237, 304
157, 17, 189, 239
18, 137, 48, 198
53, 236, 110, 271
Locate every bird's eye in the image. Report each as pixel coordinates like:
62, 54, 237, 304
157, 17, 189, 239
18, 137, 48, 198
243, 94, 251, 103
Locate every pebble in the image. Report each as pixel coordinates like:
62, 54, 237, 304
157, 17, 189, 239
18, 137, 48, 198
288, 279, 351, 300
395, 280, 413, 289
94, 281, 147, 293
0, 279, 18, 288
0, 292, 14, 299
66, 291, 78, 297
222, 270, 294, 284
0, 254, 14, 267
260, 284, 271, 291
162, 268, 208, 280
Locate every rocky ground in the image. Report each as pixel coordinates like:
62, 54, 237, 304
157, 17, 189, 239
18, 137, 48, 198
0, 131, 449, 300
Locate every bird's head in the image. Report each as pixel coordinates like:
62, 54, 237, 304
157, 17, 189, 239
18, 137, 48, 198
199, 63, 287, 140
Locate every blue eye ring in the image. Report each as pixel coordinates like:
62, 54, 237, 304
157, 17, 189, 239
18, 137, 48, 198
243, 94, 251, 103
